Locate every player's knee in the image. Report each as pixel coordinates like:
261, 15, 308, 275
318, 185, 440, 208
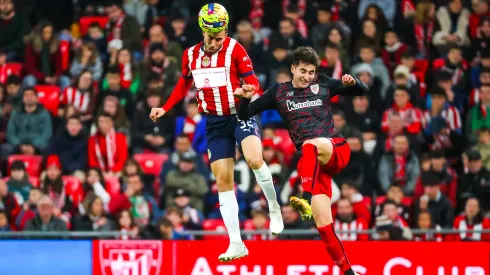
215, 176, 234, 191
245, 155, 263, 170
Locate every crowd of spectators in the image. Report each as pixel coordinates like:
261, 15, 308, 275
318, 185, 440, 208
1, 0, 490, 242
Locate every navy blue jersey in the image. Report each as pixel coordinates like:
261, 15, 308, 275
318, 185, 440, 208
238, 75, 368, 149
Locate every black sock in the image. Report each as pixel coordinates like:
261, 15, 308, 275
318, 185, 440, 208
302, 191, 312, 204
344, 268, 355, 275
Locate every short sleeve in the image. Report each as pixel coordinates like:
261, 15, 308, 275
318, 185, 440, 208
233, 42, 255, 78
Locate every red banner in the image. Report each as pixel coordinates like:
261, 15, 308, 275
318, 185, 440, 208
93, 240, 490, 275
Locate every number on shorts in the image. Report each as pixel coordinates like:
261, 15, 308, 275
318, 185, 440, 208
240, 121, 253, 129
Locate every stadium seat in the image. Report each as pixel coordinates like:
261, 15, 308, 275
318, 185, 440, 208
274, 129, 295, 165
5, 63, 23, 76
7, 155, 43, 177
243, 219, 270, 230
133, 153, 168, 176
202, 219, 228, 240
2, 176, 40, 188
105, 176, 121, 196
63, 176, 84, 206
35, 85, 61, 115
79, 16, 109, 36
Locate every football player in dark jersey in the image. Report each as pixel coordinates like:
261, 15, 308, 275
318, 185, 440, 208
235, 46, 367, 275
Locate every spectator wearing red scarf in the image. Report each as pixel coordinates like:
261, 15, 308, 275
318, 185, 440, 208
174, 99, 207, 154
104, 1, 142, 54
88, 112, 128, 177
379, 134, 420, 195
382, 86, 423, 134
380, 28, 408, 77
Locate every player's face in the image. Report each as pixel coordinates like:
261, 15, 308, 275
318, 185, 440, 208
203, 30, 227, 53
291, 62, 316, 88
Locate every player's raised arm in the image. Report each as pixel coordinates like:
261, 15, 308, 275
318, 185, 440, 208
236, 84, 277, 120
323, 74, 369, 98
149, 48, 194, 121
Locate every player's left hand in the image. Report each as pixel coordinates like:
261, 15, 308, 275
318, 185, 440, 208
341, 74, 356, 86
241, 84, 255, 99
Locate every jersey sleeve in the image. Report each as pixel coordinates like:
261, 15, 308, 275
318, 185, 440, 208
161, 47, 194, 111
237, 83, 278, 120
180, 47, 192, 80
319, 74, 369, 97
233, 42, 260, 91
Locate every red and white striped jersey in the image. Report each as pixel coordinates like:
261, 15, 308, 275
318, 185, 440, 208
421, 106, 462, 132
60, 87, 92, 114
469, 88, 481, 107
452, 215, 490, 241
182, 37, 256, 116
333, 218, 369, 241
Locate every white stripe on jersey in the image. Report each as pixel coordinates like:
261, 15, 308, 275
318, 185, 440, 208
210, 52, 223, 115
225, 39, 237, 115
187, 45, 196, 74
195, 47, 207, 113
67, 87, 74, 104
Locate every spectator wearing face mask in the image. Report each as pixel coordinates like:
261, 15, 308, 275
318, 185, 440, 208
334, 135, 376, 196
345, 95, 380, 157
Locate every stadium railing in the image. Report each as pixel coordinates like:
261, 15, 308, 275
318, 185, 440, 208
0, 228, 489, 238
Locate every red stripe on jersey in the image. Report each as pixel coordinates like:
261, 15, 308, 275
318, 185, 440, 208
60, 87, 91, 114
188, 37, 254, 116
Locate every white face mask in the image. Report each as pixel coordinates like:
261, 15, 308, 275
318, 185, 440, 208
363, 139, 377, 155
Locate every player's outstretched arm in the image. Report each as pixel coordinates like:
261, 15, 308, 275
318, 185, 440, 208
236, 84, 278, 120
325, 74, 369, 98
149, 76, 193, 121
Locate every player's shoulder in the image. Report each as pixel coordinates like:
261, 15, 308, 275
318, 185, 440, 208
316, 74, 338, 85
229, 38, 247, 54
184, 42, 202, 55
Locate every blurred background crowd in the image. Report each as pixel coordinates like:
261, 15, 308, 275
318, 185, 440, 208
1, 0, 490, 242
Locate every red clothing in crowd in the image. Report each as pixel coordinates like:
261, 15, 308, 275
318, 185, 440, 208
333, 217, 369, 241
451, 215, 490, 242
382, 103, 423, 134
88, 131, 128, 173
24, 43, 63, 82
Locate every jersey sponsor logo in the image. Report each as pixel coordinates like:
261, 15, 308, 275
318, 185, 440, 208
192, 67, 227, 88
310, 84, 319, 94
287, 92, 294, 96
286, 99, 323, 111
98, 240, 163, 275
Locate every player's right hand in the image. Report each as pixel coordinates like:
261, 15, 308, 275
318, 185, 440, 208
149, 107, 166, 122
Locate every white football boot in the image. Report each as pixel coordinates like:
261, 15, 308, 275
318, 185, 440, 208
218, 242, 249, 262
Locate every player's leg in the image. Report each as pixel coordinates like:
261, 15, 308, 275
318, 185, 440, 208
312, 193, 358, 275
290, 138, 333, 219
241, 134, 283, 234
208, 133, 248, 262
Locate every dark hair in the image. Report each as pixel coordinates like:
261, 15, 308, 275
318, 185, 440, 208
279, 17, 295, 27
286, 3, 300, 13
106, 65, 120, 75
88, 22, 102, 29
325, 42, 340, 51
394, 85, 409, 94
188, 98, 198, 106
6, 75, 21, 86
430, 86, 447, 97
23, 87, 38, 96
359, 43, 376, 51
66, 114, 82, 123
159, 218, 173, 227
97, 111, 113, 121
430, 149, 445, 159
176, 133, 190, 140
292, 46, 320, 67
401, 49, 416, 59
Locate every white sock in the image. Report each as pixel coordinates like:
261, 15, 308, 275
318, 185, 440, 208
253, 162, 279, 210
218, 190, 242, 243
